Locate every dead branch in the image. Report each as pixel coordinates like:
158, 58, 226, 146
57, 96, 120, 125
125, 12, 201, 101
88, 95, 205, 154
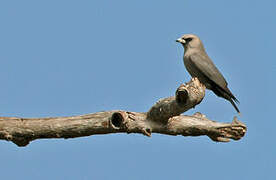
0, 78, 246, 147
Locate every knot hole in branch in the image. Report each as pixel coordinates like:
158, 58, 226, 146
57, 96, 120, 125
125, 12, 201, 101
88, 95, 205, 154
176, 85, 188, 105
111, 112, 124, 129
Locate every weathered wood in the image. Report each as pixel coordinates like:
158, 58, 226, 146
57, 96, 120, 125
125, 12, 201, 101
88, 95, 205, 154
147, 78, 205, 122
0, 78, 246, 147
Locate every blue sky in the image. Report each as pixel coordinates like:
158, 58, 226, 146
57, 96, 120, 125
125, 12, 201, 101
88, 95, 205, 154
0, 0, 275, 179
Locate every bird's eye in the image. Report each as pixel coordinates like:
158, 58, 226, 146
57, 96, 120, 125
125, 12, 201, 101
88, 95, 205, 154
186, 38, 192, 42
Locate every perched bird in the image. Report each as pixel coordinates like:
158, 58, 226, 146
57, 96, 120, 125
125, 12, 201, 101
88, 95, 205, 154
176, 34, 240, 113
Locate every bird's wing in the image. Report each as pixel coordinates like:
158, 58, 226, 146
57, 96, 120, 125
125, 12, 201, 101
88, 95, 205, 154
189, 53, 228, 89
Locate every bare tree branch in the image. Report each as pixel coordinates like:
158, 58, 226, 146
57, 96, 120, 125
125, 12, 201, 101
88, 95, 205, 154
147, 77, 205, 122
0, 78, 246, 147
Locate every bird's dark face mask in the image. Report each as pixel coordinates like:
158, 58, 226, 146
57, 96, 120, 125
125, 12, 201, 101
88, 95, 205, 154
176, 36, 204, 51
176, 37, 193, 50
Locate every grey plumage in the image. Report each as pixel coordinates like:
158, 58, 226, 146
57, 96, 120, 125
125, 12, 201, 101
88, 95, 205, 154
176, 34, 240, 113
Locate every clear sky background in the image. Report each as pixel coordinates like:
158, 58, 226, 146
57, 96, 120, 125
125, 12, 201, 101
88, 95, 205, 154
0, 0, 275, 179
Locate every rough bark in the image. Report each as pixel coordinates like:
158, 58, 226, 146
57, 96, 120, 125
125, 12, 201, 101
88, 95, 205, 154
0, 78, 246, 147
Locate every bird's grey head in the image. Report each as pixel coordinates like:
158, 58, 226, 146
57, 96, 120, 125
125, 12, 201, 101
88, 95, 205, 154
176, 34, 205, 52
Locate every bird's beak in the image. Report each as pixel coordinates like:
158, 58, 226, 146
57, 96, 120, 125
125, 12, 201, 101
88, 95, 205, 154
176, 38, 186, 44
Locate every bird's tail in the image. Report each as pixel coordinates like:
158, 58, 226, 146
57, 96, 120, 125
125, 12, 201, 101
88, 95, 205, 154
229, 98, 240, 114
221, 87, 240, 114
214, 86, 241, 114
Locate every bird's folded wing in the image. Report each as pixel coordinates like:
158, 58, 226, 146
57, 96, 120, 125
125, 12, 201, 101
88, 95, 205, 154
189, 53, 228, 89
